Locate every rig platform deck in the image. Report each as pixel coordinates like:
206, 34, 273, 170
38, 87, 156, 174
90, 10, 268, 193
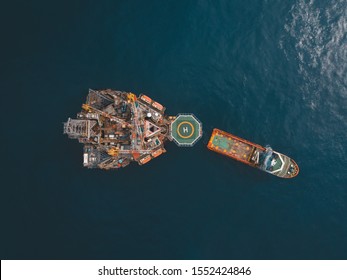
64, 89, 202, 169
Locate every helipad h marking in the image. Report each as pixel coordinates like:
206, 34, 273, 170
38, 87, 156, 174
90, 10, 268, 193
177, 121, 194, 139
170, 113, 202, 147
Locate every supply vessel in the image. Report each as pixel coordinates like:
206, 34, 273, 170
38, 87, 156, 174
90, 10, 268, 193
63, 89, 202, 169
207, 128, 299, 178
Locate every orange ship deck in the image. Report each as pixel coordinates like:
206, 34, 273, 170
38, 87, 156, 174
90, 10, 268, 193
207, 128, 264, 165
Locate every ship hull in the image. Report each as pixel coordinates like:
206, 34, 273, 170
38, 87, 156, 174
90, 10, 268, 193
207, 129, 299, 178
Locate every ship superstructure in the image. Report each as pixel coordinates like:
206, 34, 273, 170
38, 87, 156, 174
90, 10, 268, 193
64, 89, 202, 169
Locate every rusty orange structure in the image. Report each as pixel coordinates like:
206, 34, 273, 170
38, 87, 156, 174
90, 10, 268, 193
64, 89, 202, 170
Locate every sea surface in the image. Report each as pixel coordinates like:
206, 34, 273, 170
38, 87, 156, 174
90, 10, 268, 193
1, 0, 347, 259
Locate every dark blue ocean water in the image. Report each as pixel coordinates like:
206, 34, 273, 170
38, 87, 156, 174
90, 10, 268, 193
1, 0, 346, 259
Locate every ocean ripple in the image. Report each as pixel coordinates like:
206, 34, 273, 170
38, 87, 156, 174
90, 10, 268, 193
281, 0, 347, 111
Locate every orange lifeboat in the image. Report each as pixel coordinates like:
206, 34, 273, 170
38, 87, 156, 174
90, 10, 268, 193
152, 101, 164, 112
140, 95, 152, 104
151, 148, 163, 158
139, 155, 152, 165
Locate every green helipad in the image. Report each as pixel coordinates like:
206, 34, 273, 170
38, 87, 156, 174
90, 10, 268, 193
170, 114, 202, 146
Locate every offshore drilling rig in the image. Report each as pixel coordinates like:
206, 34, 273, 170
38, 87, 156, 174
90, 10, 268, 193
64, 89, 202, 169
